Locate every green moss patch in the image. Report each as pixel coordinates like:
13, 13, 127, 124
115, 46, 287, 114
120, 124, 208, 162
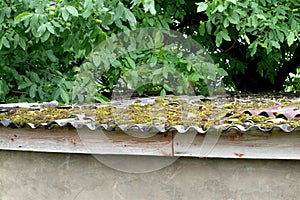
0, 95, 300, 130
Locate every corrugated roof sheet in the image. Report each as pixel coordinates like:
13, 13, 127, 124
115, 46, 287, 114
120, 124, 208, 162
1, 95, 300, 133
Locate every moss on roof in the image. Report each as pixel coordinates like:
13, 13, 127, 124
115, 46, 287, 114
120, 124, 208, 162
0, 108, 71, 126
0, 95, 300, 130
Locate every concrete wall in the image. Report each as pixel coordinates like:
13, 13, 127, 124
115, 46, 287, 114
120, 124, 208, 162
0, 150, 299, 200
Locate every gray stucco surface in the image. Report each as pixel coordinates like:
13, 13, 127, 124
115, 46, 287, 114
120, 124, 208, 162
0, 150, 299, 200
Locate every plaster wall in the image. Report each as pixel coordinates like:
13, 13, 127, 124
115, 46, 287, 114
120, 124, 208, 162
0, 150, 299, 200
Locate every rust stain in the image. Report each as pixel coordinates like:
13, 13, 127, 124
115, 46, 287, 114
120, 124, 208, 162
10, 134, 17, 142
161, 150, 172, 156
229, 131, 243, 141
69, 138, 79, 146
234, 153, 245, 158
294, 143, 300, 147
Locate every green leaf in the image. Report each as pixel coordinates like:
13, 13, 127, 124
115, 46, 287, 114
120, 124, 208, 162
287, 32, 295, 46
142, 0, 156, 15
223, 18, 229, 28
125, 70, 139, 88
187, 64, 192, 72
46, 50, 58, 62
1, 36, 10, 48
29, 84, 37, 98
64, 81, 73, 90
41, 32, 50, 42
66, 6, 78, 17
19, 37, 26, 50
249, 41, 258, 57
112, 60, 122, 67
244, 34, 250, 44
189, 73, 202, 81
199, 21, 206, 36
37, 24, 47, 36
53, 88, 61, 100
154, 34, 164, 48
92, 54, 101, 66
60, 88, 70, 104
196, 2, 208, 12
18, 82, 32, 90
124, 9, 136, 28
163, 84, 173, 92
251, 16, 258, 27
15, 12, 32, 22
228, 12, 239, 24
258, 41, 267, 49
220, 30, 231, 41
46, 23, 55, 34
13, 34, 20, 48
256, 14, 266, 20
38, 88, 44, 100
162, 67, 168, 79
62, 8, 69, 21
0, 10, 4, 24
206, 21, 212, 34
29, 72, 40, 82
217, 68, 228, 76
115, 2, 125, 20
126, 57, 136, 68
136, 87, 144, 96
276, 30, 284, 43
226, 0, 237, 4
216, 32, 223, 47
216, 5, 226, 12
155, 31, 163, 45
271, 41, 280, 49
291, 19, 298, 30
149, 57, 158, 67
0, 80, 9, 99
94, 93, 110, 103
160, 88, 166, 96
84, 0, 92, 8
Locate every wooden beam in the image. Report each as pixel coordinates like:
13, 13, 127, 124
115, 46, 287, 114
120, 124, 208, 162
174, 129, 300, 159
0, 126, 300, 159
0, 127, 173, 156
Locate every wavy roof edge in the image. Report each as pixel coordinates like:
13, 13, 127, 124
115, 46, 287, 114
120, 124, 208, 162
1, 95, 300, 134
1, 119, 300, 134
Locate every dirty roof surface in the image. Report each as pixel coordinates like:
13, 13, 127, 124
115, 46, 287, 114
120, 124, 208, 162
1, 94, 300, 133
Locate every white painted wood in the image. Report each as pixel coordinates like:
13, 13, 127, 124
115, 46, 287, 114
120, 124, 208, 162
0, 126, 300, 159
174, 129, 300, 159
0, 127, 173, 156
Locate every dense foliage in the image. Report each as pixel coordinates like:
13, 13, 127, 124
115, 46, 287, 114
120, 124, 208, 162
0, 0, 145, 103
196, 0, 300, 92
0, 0, 300, 104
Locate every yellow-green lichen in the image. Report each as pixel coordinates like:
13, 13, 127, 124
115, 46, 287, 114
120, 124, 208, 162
1, 95, 300, 130
9, 108, 71, 125
0, 113, 8, 121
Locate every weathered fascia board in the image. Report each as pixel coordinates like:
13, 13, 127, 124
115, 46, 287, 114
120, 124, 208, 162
0, 127, 173, 156
174, 128, 300, 159
1, 126, 300, 159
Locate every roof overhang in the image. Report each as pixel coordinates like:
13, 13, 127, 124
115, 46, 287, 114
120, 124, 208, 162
1, 126, 300, 159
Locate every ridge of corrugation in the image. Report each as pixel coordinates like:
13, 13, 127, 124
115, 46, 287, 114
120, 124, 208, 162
1, 118, 300, 134
1, 95, 300, 134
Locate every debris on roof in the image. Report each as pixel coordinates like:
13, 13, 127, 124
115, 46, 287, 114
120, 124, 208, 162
1, 95, 300, 133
